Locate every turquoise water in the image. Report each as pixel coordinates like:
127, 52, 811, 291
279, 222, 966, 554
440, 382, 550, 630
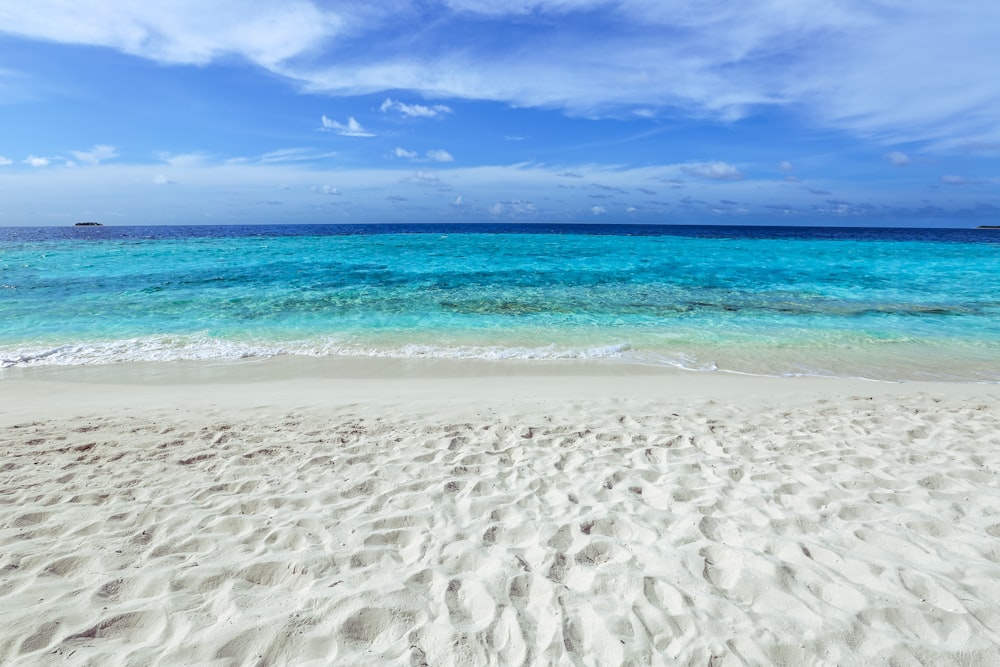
2, 224, 998, 381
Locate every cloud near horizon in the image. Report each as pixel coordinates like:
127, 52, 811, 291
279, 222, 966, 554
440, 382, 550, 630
1, 157, 997, 226
681, 162, 743, 181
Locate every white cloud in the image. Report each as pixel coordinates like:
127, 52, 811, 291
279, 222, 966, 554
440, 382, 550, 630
380, 98, 452, 118
0, 157, 992, 225
407, 170, 443, 185
314, 185, 341, 195
489, 199, 538, 217
426, 149, 454, 162
228, 148, 337, 164
159, 152, 208, 167
4, 2, 1000, 147
70, 144, 118, 165
779, 161, 793, 171
24, 155, 50, 167
0, 1, 344, 68
938, 175, 994, 186
0, 156, 12, 166
591, 205, 606, 215
320, 115, 374, 137
393, 147, 454, 162
441, 0, 608, 16
303, 3, 1000, 147
681, 161, 743, 180
883, 151, 909, 166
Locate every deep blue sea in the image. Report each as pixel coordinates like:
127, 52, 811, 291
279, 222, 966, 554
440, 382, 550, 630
2, 223, 998, 382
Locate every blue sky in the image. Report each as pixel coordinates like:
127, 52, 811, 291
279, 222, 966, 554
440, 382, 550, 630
1, 1, 999, 226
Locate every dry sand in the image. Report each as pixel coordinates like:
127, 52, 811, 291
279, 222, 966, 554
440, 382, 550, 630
2, 359, 1000, 666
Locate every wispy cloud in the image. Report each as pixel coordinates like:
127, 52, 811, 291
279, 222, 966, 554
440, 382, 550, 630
228, 148, 337, 164
0, 156, 12, 166
380, 98, 452, 118
2, 157, 996, 225
883, 151, 909, 166
24, 155, 50, 167
490, 200, 538, 217
939, 175, 996, 186
393, 147, 454, 162
406, 170, 443, 186
681, 161, 743, 181
0, 1, 344, 67
159, 152, 209, 167
69, 144, 117, 165
320, 115, 374, 137
425, 149, 454, 162
4, 2, 999, 148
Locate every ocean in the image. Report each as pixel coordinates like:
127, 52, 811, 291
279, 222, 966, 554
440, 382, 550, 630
2, 223, 998, 382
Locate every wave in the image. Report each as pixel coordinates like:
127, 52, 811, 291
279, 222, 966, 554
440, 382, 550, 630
0, 335, 659, 368
4, 334, 996, 384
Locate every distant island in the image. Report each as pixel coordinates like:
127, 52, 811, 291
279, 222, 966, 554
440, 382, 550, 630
74, 222, 103, 226
976, 225, 999, 229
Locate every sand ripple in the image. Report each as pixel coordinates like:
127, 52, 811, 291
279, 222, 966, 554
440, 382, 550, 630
3, 394, 1000, 665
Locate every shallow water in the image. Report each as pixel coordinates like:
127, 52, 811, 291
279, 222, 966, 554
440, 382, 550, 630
2, 223, 998, 381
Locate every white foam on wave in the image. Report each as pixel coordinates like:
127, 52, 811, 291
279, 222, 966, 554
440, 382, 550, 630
12, 334, 989, 382
0, 336, 285, 368
1, 335, 661, 368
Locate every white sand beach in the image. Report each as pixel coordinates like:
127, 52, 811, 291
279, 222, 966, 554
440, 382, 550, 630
2, 359, 1000, 666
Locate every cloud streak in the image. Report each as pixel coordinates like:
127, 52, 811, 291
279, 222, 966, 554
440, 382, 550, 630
320, 115, 374, 137
380, 98, 452, 118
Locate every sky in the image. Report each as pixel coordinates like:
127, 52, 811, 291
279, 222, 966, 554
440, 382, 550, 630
1, 0, 999, 227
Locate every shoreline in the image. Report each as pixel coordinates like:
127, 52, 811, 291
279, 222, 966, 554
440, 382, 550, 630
5, 335, 998, 385
3, 355, 996, 422
3, 359, 1000, 664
